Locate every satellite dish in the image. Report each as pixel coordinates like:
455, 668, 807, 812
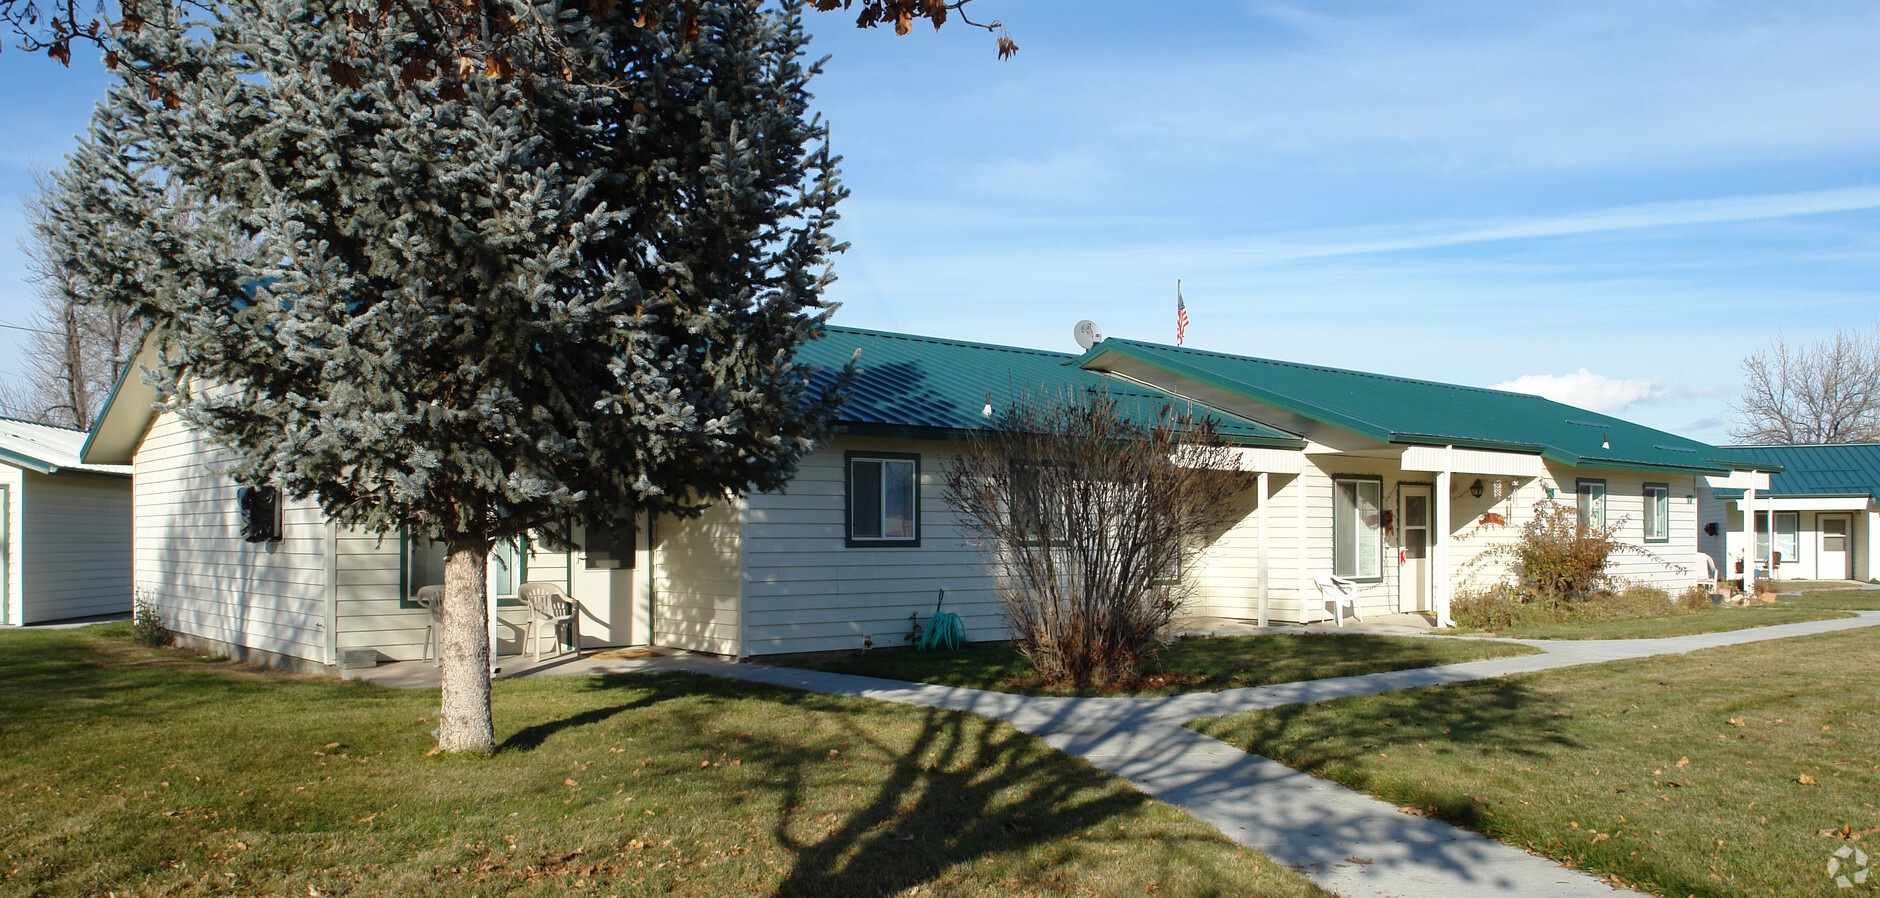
1073, 320, 1104, 350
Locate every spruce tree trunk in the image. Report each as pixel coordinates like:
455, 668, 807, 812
437, 535, 495, 753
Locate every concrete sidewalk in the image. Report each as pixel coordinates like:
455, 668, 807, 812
359, 611, 1880, 897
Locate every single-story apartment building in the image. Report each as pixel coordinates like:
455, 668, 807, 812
83, 326, 1776, 671
1698, 442, 1880, 583
0, 415, 133, 625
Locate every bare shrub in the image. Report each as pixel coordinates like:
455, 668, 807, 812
1676, 584, 1715, 613
944, 389, 1255, 688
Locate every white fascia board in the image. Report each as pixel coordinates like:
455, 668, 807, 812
1729, 495, 1872, 512
1704, 471, 1770, 491
1399, 445, 1546, 478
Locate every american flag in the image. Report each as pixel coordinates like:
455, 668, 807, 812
1176, 280, 1189, 346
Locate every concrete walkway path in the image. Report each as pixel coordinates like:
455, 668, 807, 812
679, 611, 1880, 898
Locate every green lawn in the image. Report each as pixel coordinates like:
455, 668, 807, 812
1446, 605, 1854, 640
774, 634, 1540, 696
1193, 626, 1880, 897
0, 623, 1328, 898
1771, 580, 1880, 612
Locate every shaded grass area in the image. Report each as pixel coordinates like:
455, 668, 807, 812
0, 623, 1330, 898
1446, 605, 1852, 640
1194, 626, 1880, 897
775, 634, 1539, 697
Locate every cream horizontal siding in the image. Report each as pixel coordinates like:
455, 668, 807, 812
133, 412, 327, 666
653, 497, 743, 655
1, 464, 22, 625
1189, 472, 1299, 622
17, 470, 132, 623
741, 438, 1003, 656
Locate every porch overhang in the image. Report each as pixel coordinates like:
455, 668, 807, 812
1398, 445, 1545, 478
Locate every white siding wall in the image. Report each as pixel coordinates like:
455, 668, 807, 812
133, 412, 329, 666
0, 464, 21, 625
1535, 466, 1703, 591
740, 437, 1004, 656
653, 496, 744, 655
1196, 458, 1704, 623
18, 470, 133, 623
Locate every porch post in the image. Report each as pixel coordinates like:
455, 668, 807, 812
1742, 483, 1757, 592
1434, 446, 1453, 628
1256, 472, 1270, 628
488, 573, 499, 673
1296, 470, 1309, 622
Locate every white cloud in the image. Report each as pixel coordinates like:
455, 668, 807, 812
1491, 368, 1673, 413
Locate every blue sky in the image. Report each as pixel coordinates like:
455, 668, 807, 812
5, 0, 1880, 442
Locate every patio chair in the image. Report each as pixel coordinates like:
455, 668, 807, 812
415, 585, 445, 668
1313, 574, 1361, 627
519, 582, 580, 661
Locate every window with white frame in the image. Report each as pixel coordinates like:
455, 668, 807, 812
1576, 479, 1607, 529
1332, 476, 1382, 579
847, 452, 919, 547
1643, 483, 1670, 543
1754, 511, 1799, 565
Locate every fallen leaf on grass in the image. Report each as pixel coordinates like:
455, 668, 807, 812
1798, 774, 1818, 785
1727, 718, 1745, 727
1675, 757, 1691, 769
1665, 780, 1689, 787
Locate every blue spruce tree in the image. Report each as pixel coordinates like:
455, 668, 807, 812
51, 0, 848, 752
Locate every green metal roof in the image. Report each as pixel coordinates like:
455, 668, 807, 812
1074, 338, 1773, 475
796, 327, 1304, 447
1712, 444, 1880, 499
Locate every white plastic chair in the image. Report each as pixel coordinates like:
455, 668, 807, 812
415, 584, 445, 667
1313, 574, 1361, 626
519, 582, 580, 661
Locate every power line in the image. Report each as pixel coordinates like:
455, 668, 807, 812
0, 322, 65, 337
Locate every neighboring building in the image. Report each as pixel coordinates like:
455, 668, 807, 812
1698, 443, 1880, 583
84, 327, 1774, 671
0, 416, 133, 625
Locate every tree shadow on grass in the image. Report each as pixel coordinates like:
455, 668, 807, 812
554, 672, 1245, 897
1195, 677, 1580, 833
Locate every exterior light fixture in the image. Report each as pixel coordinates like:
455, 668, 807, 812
1469, 479, 1484, 499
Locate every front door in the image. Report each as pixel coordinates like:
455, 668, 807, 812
566, 518, 649, 648
1398, 484, 1432, 613
1819, 515, 1853, 580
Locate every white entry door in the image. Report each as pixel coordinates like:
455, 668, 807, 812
566, 519, 649, 649
1399, 484, 1432, 613
1819, 515, 1853, 580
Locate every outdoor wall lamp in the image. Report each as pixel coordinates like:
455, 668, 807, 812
1469, 479, 1484, 499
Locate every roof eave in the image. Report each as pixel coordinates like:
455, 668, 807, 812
833, 420, 1307, 450
0, 445, 58, 475
1076, 341, 1394, 444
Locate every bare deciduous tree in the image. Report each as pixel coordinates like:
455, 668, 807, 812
943, 389, 1255, 688
1731, 327, 1880, 445
0, 172, 142, 430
